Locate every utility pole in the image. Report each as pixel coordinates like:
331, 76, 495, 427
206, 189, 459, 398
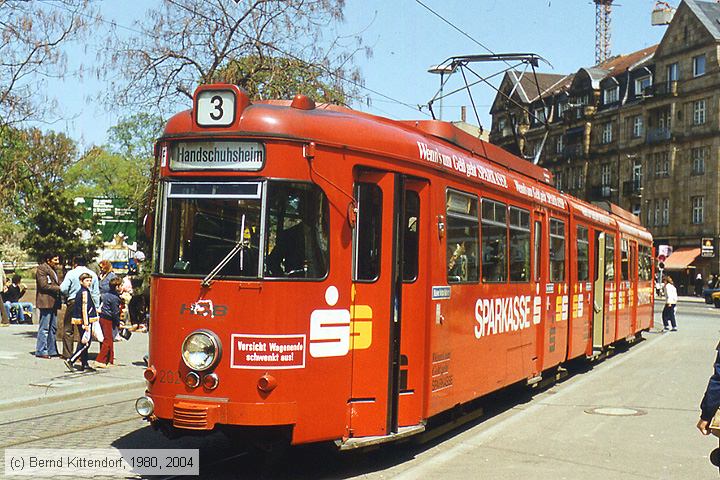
595, 0, 613, 64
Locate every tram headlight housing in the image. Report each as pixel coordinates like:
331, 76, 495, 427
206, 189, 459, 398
181, 330, 221, 372
135, 396, 155, 417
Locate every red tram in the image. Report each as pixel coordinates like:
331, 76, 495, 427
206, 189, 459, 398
135, 83, 654, 448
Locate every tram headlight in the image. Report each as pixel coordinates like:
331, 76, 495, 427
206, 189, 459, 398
135, 396, 155, 417
181, 330, 221, 372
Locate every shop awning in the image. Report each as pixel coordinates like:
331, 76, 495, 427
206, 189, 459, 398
663, 247, 701, 270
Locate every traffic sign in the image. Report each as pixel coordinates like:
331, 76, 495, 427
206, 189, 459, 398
658, 254, 666, 262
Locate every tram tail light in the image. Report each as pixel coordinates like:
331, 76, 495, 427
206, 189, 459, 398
203, 373, 219, 390
144, 366, 157, 382
257, 373, 277, 393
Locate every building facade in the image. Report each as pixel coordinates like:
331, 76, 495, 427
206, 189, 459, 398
489, 0, 720, 293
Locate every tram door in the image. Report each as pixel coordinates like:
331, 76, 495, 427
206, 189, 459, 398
592, 231, 607, 352
349, 170, 428, 437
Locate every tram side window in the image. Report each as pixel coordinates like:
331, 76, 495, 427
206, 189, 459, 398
576, 225, 590, 282
549, 219, 565, 282
446, 190, 479, 283
639, 246, 652, 281
403, 191, 420, 282
481, 199, 507, 283
605, 234, 615, 281
354, 183, 382, 281
265, 182, 329, 279
620, 239, 629, 281
509, 207, 530, 282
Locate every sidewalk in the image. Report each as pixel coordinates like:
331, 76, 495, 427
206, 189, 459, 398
0, 323, 148, 412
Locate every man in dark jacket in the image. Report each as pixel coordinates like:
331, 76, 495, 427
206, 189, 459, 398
35, 253, 61, 358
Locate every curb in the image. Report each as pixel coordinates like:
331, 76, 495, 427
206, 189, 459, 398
0, 379, 147, 413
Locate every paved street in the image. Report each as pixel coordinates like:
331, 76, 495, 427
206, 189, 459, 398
1, 298, 719, 479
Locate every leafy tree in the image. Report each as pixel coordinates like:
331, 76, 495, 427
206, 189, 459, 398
103, 0, 368, 113
212, 55, 347, 103
0, 0, 99, 127
21, 188, 103, 263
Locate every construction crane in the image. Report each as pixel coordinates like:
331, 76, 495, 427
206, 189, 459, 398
595, 0, 613, 64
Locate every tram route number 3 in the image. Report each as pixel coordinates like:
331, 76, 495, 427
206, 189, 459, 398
196, 90, 235, 127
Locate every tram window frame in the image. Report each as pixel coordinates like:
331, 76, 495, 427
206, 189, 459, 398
549, 218, 566, 283
402, 190, 420, 283
639, 245, 652, 281
509, 206, 530, 282
446, 189, 479, 284
620, 238, 629, 281
534, 220, 542, 282
353, 183, 383, 282
481, 198, 508, 283
605, 234, 615, 281
576, 225, 590, 282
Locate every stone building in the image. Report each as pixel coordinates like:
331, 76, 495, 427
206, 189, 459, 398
489, 0, 720, 293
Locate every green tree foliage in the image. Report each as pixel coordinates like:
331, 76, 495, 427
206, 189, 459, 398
20, 188, 103, 263
212, 56, 346, 103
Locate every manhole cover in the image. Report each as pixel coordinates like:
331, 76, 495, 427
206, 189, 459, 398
584, 407, 647, 417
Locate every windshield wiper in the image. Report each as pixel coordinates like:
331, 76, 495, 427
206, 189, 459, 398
201, 214, 246, 287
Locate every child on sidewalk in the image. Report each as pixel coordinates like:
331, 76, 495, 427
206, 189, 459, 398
95, 277, 122, 368
64, 273, 99, 372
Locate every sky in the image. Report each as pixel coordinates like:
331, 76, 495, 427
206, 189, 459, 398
45, 0, 669, 150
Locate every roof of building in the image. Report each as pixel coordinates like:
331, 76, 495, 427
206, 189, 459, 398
685, 0, 720, 40
595, 44, 658, 73
506, 71, 573, 104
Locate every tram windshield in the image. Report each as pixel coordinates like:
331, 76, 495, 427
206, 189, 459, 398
161, 181, 329, 280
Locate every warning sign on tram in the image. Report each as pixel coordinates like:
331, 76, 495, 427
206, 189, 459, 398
230, 334, 306, 369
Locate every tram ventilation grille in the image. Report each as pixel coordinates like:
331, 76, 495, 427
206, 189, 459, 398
173, 405, 209, 429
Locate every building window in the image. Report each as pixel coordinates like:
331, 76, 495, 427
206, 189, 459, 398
557, 101, 567, 118
555, 171, 563, 190
604, 86, 619, 104
692, 147, 706, 174
534, 107, 546, 126
666, 63, 678, 82
632, 115, 644, 138
635, 76, 651, 97
654, 200, 660, 226
556, 135, 564, 154
601, 122, 613, 144
692, 196, 704, 224
577, 167, 585, 189
662, 198, 670, 226
693, 54, 706, 77
601, 163, 612, 186
654, 151, 669, 177
693, 99, 706, 125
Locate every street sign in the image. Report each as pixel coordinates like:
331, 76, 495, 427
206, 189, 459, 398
658, 245, 673, 258
702, 238, 715, 257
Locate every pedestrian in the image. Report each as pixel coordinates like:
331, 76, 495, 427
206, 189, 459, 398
3, 274, 33, 323
98, 259, 117, 294
698, 343, 720, 436
64, 273, 99, 372
127, 251, 148, 332
95, 276, 122, 368
696, 273, 705, 297
662, 276, 678, 332
59, 256, 100, 360
35, 253, 62, 358
0, 261, 8, 327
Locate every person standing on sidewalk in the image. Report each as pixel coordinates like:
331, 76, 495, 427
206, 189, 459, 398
35, 253, 61, 358
59, 257, 100, 359
662, 276, 678, 332
0, 261, 8, 327
95, 277, 122, 368
64, 273, 99, 372
698, 343, 720, 435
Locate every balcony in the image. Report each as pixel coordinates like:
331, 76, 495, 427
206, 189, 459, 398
645, 81, 678, 97
562, 144, 584, 160
563, 105, 596, 122
646, 127, 671, 144
622, 179, 643, 197
589, 185, 614, 201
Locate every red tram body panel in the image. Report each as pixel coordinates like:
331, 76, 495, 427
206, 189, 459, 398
137, 84, 654, 447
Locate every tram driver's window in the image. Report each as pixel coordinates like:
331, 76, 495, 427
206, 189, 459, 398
481, 199, 507, 283
354, 183, 382, 281
549, 218, 565, 282
264, 182, 329, 279
577, 226, 590, 282
446, 190, 479, 283
605, 234, 615, 281
509, 206, 530, 282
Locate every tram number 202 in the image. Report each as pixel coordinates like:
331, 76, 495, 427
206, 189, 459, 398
157, 369, 182, 385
